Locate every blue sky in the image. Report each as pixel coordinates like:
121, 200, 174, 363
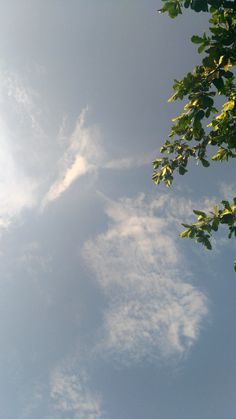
0, 1, 235, 418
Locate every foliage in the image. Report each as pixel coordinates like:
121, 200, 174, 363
153, 0, 236, 271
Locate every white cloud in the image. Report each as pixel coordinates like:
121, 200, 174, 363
43, 154, 90, 204
83, 194, 208, 363
219, 182, 236, 201
21, 362, 104, 419
0, 70, 154, 219
0, 71, 32, 107
0, 71, 50, 229
0, 119, 37, 227
50, 366, 103, 419
0, 71, 44, 137
42, 108, 103, 207
42, 109, 158, 208
105, 151, 154, 170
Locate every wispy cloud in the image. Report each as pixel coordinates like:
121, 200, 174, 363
219, 182, 236, 201
104, 151, 154, 170
83, 194, 208, 363
42, 108, 103, 208
0, 70, 44, 136
0, 71, 50, 228
50, 366, 104, 419
0, 119, 37, 227
43, 154, 91, 205
42, 110, 157, 207
0, 70, 156, 222
21, 362, 104, 419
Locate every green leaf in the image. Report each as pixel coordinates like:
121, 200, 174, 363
201, 158, 210, 167
222, 200, 231, 210
203, 237, 212, 250
180, 229, 192, 238
193, 209, 207, 217
223, 71, 234, 79
213, 205, 219, 216
168, 93, 178, 103
179, 165, 188, 175
223, 100, 235, 111
201, 96, 214, 109
221, 214, 234, 225
191, 35, 203, 44
194, 110, 205, 121
191, 0, 208, 12
184, 0, 191, 7
198, 44, 206, 53
212, 77, 224, 92
218, 55, 224, 65
201, 159, 210, 167
212, 219, 219, 231
212, 148, 227, 161
153, 159, 163, 169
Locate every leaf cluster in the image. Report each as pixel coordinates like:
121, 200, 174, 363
180, 200, 236, 271
154, 0, 236, 270
159, 0, 236, 18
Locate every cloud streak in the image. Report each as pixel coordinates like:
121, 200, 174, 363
0, 71, 157, 223
219, 182, 236, 201
21, 363, 104, 419
42, 110, 156, 208
50, 366, 103, 419
104, 151, 155, 171
43, 155, 90, 204
83, 194, 208, 363
42, 109, 103, 208
0, 71, 48, 228
0, 119, 37, 227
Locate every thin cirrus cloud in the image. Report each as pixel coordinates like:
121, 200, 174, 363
0, 71, 47, 229
104, 151, 155, 170
50, 365, 104, 419
21, 364, 104, 419
41, 108, 104, 208
42, 107, 155, 208
0, 120, 37, 228
42, 153, 91, 206
0, 72, 97, 214
219, 181, 236, 201
83, 194, 208, 363
0, 70, 45, 137
0, 69, 156, 219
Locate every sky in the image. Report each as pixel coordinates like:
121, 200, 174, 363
0, 1, 235, 418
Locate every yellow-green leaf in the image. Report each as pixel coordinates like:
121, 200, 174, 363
223, 100, 235, 111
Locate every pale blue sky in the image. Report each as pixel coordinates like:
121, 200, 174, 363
0, 1, 235, 418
